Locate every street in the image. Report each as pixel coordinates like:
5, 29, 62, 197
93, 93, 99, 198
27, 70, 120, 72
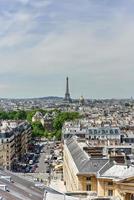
0, 170, 44, 200
0, 140, 64, 200
35, 142, 50, 173
12, 141, 54, 184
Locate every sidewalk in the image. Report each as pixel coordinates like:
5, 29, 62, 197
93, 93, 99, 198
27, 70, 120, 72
50, 179, 66, 193
12, 172, 49, 185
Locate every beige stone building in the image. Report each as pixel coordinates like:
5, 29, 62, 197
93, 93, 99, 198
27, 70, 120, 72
0, 121, 31, 170
63, 137, 134, 200
2, 134, 15, 170
0, 142, 3, 166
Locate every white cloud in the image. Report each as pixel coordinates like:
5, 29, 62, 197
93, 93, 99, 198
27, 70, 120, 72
0, 0, 133, 98
15, 0, 52, 7
0, 18, 133, 77
15, 0, 30, 4
30, 0, 52, 8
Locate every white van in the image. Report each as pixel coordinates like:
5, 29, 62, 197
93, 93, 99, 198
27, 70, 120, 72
0, 184, 9, 191
0, 176, 12, 182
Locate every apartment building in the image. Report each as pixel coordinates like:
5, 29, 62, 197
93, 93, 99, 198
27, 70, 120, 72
63, 137, 134, 200
62, 121, 121, 145
0, 120, 31, 170
0, 142, 3, 166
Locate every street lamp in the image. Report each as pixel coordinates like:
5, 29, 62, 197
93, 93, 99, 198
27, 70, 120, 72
43, 190, 47, 200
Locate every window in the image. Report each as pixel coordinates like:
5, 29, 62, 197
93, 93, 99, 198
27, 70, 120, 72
108, 182, 113, 186
7, 166, 9, 170
86, 184, 91, 191
108, 190, 113, 196
110, 129, 114, 134
94, 130, 97, 134
86, 177, 91, 181
130, 194, 134, 200
115, 129, 119, 134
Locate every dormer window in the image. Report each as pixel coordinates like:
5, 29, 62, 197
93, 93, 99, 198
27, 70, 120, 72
94, 130, 97, 134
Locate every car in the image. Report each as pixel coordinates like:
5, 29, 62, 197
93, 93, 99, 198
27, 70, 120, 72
29, 160, 33, 165
44, 159, 49, 164
25, 167, 30, 173
46, 168, 50, 173
36, 150, 40, 154
30, 168, 35, 173
41, 149, 44, 153
53, 156, 57, 160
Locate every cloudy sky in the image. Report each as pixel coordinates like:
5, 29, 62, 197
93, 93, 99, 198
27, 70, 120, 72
0, 0, 134, 99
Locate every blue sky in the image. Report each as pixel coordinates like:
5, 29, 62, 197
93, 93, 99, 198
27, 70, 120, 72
0, 0, 134, 98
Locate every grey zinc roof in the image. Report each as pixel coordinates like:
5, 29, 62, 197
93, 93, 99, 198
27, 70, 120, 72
100, 164, 134, 180
66, 137, 108, 174
80, 158, 109, 174
66, 138, 88, 171
99, 161, 114, 176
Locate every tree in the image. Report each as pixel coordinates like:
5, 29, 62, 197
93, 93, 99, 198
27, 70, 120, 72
53, 112, 79, 130
53, 112, 80, 140
14, 110, 27, 120
31, 122, 45, 137
26, 110, 36, 122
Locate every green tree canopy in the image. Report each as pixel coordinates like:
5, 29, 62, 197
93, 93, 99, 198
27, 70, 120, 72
53, 112, 79, 131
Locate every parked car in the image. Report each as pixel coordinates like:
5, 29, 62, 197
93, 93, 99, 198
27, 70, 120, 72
46, 168, 50, 173
29, 160, 33, 165
44, 159, 49, 164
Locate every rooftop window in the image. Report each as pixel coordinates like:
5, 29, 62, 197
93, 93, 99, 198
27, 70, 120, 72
115, 129, 119, 134
94, 130, 97, 134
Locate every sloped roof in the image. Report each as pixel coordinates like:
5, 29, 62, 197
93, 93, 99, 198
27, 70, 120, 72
66, 137, 108, 174
80, 158, 109, 174
99, 161, 114, 176
66, 138, 88, 171
100, 164, 134, 180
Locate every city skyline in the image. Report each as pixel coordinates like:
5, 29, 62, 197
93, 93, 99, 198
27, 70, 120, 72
0, 0, 134, 98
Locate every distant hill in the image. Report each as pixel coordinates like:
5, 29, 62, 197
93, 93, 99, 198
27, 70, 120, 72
39, 96, 63, 100
0, 96, 64, 101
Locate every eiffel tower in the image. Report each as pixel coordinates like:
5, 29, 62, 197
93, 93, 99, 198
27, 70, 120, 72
64, 77, 72, 102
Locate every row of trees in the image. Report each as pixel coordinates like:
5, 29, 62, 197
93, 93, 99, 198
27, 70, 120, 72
0, 110, 27, 120
0, 109, 80, 140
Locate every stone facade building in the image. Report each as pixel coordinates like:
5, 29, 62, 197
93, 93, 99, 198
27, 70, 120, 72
63, 137, 134, 200
0, 120, 31, 170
